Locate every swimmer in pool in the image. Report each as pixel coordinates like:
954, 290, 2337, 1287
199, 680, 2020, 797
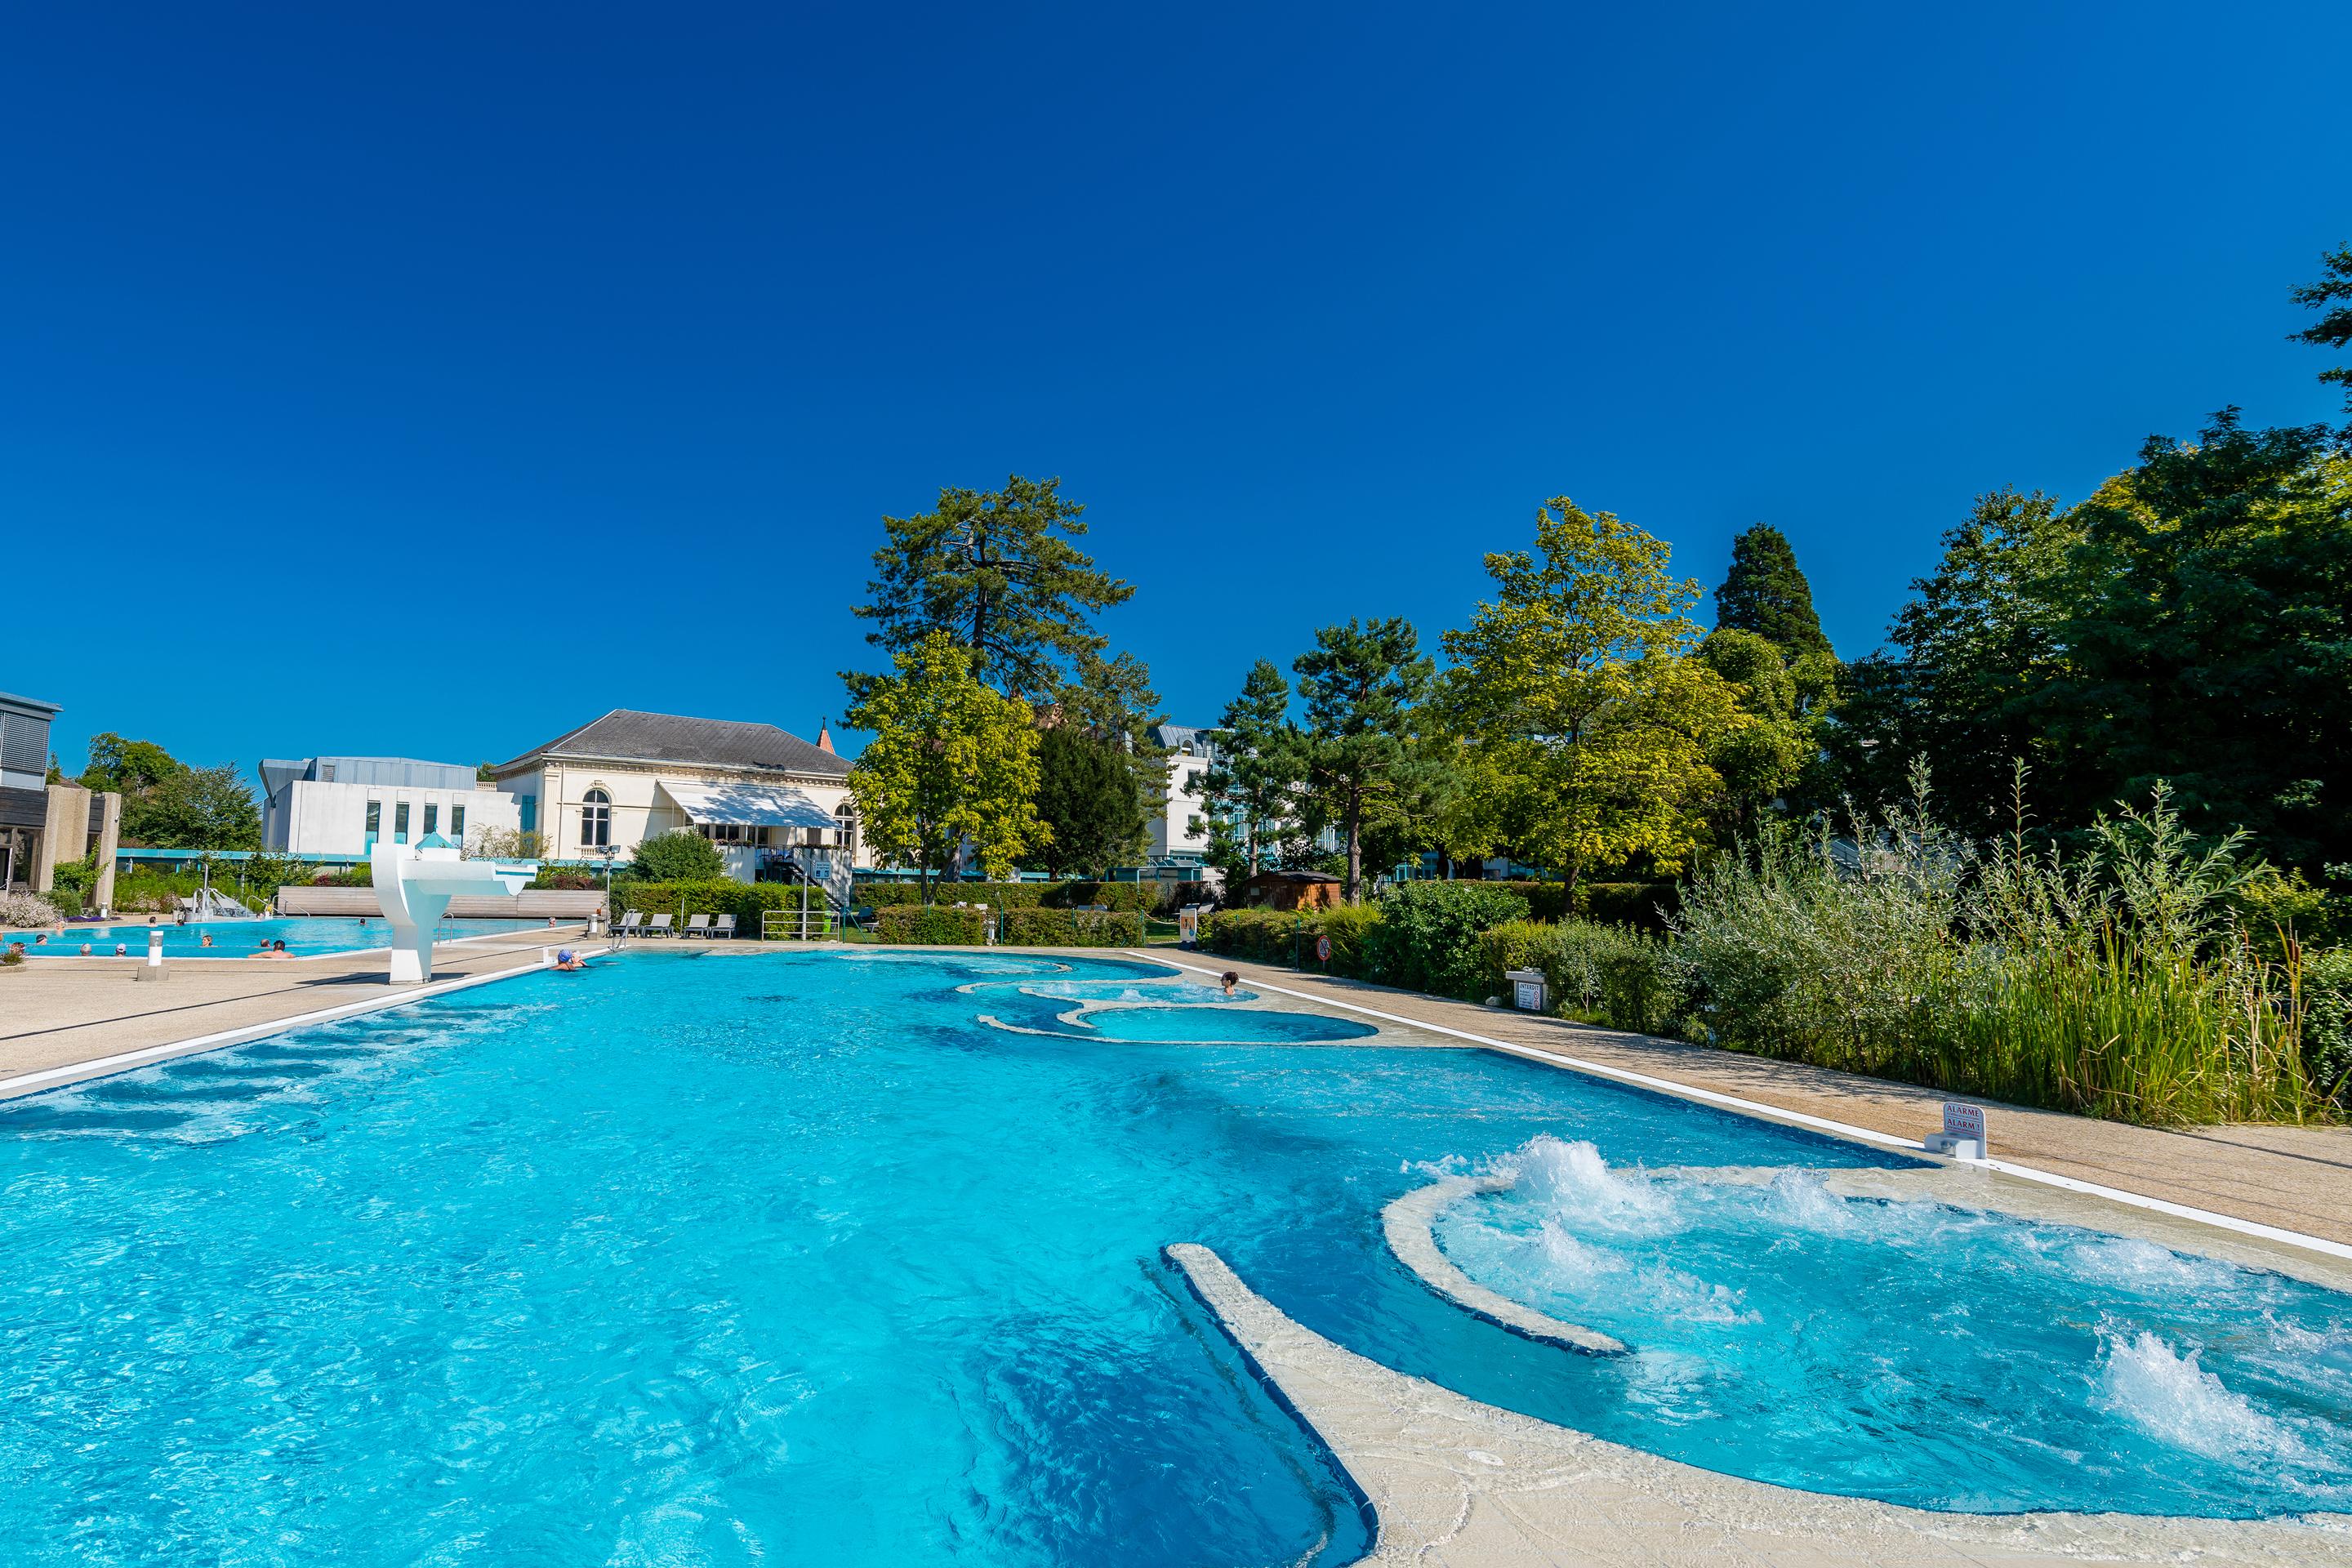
551, 948, 589, 972
256, 940, 292, 958
200, 933, 214, 947
78, 943, 93, 956
114, 943, 128, 956
1220, 971, 1240, 996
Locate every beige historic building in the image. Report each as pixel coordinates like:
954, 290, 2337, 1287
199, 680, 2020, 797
488, 710, 863, 883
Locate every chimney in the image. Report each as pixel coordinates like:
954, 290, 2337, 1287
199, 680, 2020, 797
817, 720, 835, 755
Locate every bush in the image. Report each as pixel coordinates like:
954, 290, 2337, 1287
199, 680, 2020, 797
874, 904, 988, 944
1365, 880, 1529, 999
1482, 918, 1683, 1035
1203, 907, 1306, 963
2307, 947, 2352, 1104
532, 867, 601, 890
856, 880, 1054, 909
1002, 907, 1146, 947
1580, 880, 1681, 932
1, 889, 63, 929
631, 831, 724, 882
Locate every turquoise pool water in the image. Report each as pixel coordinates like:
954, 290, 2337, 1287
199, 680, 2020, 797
1432, 1136, 2352, 1517
4, 915, 548, 958
0, 948, 2339, 1564
984, 977, 1379, 1044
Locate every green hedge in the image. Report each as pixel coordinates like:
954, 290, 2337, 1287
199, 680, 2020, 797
617, 880, 835, 933
853, 880, 1195, 915
1002, 907, 1146, 947
873, 904, 989, 943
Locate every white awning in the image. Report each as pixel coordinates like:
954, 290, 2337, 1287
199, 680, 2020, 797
658, 780, 837, 830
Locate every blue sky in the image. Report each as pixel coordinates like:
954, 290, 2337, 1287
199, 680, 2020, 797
7, 3, 2348, 774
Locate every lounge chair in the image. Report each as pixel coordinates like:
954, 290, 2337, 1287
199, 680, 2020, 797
644, 913, 675, 938
617, 911, 644, 938
711, 913, 737, 940
681, 913, 712, 939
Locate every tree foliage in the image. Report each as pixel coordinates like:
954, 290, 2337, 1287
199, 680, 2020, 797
2291, 240, 2352, 429
846, 631, 1045, 896
1441, 498, 1744, 889
1294, 618, 1433, 901
847, 475, 1135, 710
78, 733, 185, 796
131, 764, 262, 851
1024, 725, 1147, 878
1195, 659, 1302, 886
1713, 523, 1832, 663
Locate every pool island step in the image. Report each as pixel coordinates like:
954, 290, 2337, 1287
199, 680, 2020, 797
1164, 1242, 2352, 1568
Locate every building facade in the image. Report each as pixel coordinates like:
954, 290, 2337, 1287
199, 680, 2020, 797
1, 691, 121, 904
1147, 724, 1221, 865
489, 710, 863, 883
257, 756, 522, 858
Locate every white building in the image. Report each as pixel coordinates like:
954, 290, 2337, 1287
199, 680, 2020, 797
257, 756, 519, 857
488, 709, 864, 884
1147, 724, 1221, 864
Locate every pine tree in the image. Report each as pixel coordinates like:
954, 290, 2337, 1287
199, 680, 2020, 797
1713, 524, 1832, 662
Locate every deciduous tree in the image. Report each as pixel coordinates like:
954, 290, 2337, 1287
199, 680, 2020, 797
1442, 498, 1744, 889
846, 631, 1045, 898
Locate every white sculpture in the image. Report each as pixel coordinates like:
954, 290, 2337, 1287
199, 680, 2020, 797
371, 838, 533, 985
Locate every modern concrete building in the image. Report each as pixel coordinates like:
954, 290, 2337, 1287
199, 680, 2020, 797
257, 756, 522, 858
488, 710, 863, 884
1, 691, 122, 904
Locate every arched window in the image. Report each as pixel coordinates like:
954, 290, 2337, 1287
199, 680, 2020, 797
834, 800, 858, 851
581, 787, 611, 849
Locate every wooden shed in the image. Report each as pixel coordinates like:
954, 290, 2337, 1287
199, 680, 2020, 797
1238, 869, 1343, 911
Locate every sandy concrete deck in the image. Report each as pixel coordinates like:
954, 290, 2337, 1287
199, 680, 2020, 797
0, 924, 589, 1098
1148, 953, 2352, 1250
1169, 1244, 2352, 1566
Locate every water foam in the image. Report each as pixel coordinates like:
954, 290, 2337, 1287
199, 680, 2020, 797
2094, 1330, 2307, 1467
1509, 1136, 1678, 1236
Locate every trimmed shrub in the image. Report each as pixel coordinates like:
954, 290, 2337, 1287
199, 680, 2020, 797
1002, 907, 1146, 947
1365, 881, 1529, 999
855, 880, 1055, 909
631, 830, 724, 882
1203, 907, 1304, 963
1050, 881, 1163, 915
1482, 918, 1684, 1035
874, 903, 988, 944
617, 880, 835, 935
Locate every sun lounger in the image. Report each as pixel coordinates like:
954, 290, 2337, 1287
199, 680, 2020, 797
711, 913, 737, 940
681, 913, 712, 939
617, 911, 644, 938
644, 913, 674, 938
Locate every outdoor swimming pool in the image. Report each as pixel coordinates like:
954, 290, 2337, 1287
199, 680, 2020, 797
3, 915, 548, 958
0, 948, 2341, 1565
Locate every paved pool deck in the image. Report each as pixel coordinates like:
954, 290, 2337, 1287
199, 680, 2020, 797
0, 924, 592, 1098
1150, 953, 2352, 1251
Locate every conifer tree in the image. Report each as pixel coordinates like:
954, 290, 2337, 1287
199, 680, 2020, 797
1713, 523, 1832, 662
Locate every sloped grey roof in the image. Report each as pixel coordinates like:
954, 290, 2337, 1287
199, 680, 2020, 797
497, 709, 849, 777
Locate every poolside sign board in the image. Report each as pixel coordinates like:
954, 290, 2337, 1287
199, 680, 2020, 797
1315, 934, 1332, 964
1925, 1102, 1988, 1159
1504, 968, 1547, 1013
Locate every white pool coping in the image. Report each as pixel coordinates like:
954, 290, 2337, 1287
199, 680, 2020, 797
1129, 952, 2352, 1267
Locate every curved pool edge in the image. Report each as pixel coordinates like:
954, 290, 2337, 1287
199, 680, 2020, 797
1163, 1242, 2352, 1567
1379, 1178, 1628, 1355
